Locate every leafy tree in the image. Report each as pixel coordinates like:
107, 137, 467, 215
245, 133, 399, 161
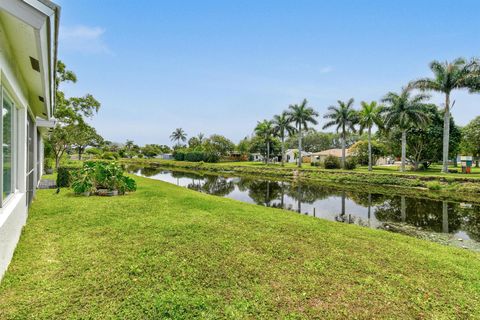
237, 137, 251, 155
119, 140, 141, 158
203, 134, 235, 156
357, 101, 384, 171
322, 98, 358, 169
410, 58, 480, 173
188, 137, 202, 150
381, 87, 430, 172
70, 123, 103, 160
170, 128, 187, 147
460, 116, 480, 166
47, 61, 101, 168
249, 135, 281, 159
254, 120, 275, 163
287, 99, 318, 167
141, 144, 162, 158
272, 111, 296, 166
385, 105, 461, 170
349, 140, 387, 166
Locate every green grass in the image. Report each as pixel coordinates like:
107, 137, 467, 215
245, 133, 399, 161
2, 176, 479, 319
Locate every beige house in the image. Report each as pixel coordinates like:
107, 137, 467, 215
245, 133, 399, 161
311, 148, 350, 164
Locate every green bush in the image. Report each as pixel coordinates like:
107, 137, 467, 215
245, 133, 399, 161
71, 161, 136, 195
323, 155, 341, 169
57, 166, 81, 187
101, 152, 120, 160
426, 181, 442, 190
203, 152, 220, 163
344, 157, 357, 170
185, 151, 204, 162
174, 151, 186, 161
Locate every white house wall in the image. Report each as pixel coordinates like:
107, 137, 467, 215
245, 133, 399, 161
0, 19, 33, 279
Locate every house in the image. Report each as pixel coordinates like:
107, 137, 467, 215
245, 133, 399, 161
155, 153, 174, 160
250, 153, 264, 162
311, 148, 350, 163
285, 149, 312, 163
0, 0, 60, 279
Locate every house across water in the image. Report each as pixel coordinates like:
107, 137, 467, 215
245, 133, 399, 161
0, 0, 60, 279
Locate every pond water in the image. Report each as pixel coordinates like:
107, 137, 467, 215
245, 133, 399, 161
130, 166, 480, 246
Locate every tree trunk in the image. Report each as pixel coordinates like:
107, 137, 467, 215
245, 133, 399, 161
442, 201, 449, 233
297, 126, 302, 168
401, 196, 406, 222
55, 155, 60, 169
401, 130, 407, 172
281, 134, 285, 167
266, 139, 270, 164
78, 147, 82, 161
341, 128, 346, 169
368, 126, 372, 171
442, 93, 450, 173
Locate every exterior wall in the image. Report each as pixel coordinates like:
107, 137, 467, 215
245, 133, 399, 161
0, 22, 35, 279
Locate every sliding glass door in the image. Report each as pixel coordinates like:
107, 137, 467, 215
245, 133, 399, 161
1, 88, 16, 205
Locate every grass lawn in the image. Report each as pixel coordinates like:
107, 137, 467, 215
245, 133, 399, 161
1, 176, 480, 319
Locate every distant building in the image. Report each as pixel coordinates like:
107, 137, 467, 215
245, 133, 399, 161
285, 149, 311, 163
156, 153, 174, 160
311, 148, 350, 163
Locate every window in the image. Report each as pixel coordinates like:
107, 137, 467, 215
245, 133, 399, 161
2, 89, 16, 203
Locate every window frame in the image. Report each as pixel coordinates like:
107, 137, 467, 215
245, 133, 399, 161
1, 86, 18, 207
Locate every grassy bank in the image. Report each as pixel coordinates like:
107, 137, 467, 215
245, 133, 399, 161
1, 176, 480, 319
123, 159, 480, 201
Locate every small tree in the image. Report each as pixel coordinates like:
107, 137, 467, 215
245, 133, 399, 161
254, 120, 275, 163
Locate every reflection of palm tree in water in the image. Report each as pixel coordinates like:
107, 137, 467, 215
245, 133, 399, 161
401, 196, 406, 222
442, 201, 448, 233
335, 192, 348, 223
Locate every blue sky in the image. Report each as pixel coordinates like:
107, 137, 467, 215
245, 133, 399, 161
57, 0, 480, 145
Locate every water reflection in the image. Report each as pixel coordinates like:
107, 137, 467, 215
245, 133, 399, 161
128, 166, 480, 242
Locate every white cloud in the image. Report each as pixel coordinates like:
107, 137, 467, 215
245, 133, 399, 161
59, 25, 111, 55
319, 66, 333, 74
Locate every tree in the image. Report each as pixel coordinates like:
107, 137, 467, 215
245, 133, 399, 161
47, 61, 101, 168
287, 99, 318, 167
249, 135, 281, 159
381, 87, 430, 172
357, 101, 384, 171
70, 123, 103, 160
170, 128, 187, 147
272, 111, 296, 166
349, 140, 387, 166
322, 98, 358, 169
204, 134, 235, 156
410, 58, 480, 173
237, 137, 251, 155
141, 144, 165, 158
461, 116, 480, 166
254, 120, 275, 163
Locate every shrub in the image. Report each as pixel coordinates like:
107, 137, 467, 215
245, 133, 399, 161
174, 151, 186, 161
426, 181, 442, 190
57, 166, 81, 187
344, 157, 357, 170
101, 152, 120, 160
185, 151, 204, 162
323, 155, 341, 169
70, 161, 136, 195
203, 152, 220, 163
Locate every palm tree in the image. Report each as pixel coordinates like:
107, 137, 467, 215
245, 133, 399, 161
287, 99, 319, 167
254, 120, 274, 163
409, 58, 480, 173
197, 133, 205, 144
322, 98, 358, 169
272, 111, 296, 166
170, 128, 187, 146
382, 87, 430, 172
358, 101, 384, 171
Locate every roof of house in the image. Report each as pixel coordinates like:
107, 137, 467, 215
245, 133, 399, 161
311, 148, 350, 157
0, 0, 60, 119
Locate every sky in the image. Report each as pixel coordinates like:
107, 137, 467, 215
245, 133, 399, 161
57, 0, 480, 146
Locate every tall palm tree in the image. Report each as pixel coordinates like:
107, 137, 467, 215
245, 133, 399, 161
197, 133, 205, 144
254, 120, 274, 163
381, 87, 430, 172
358, 101, 384, 171
272, 111, 296, 166
170, 128, 187, 146
409, 58, 480, 173
322, 98, 358, 169
287, 99, 319, 167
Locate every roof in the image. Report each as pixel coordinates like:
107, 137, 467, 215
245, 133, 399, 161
0, 0, 60, 119
311, 148, 350, 157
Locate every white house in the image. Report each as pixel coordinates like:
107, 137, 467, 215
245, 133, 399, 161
0, 0, 60, 279
284, 149, 311, 163
311, 148, 350, 164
